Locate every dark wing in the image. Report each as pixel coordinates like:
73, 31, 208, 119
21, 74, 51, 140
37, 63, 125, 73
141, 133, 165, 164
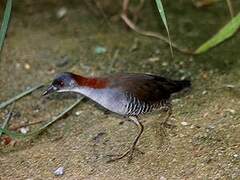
107, 73, 179, 104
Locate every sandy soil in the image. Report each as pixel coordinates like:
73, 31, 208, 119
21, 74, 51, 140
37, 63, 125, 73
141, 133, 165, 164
0, 1, 239, 179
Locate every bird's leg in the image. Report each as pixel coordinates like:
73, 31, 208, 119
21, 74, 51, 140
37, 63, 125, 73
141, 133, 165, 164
162, 105, 173, 129
157, 104, 174, 137
107, 116, 144, 163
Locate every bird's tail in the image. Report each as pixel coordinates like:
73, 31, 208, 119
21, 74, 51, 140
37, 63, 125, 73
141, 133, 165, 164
170, 80, 191, 93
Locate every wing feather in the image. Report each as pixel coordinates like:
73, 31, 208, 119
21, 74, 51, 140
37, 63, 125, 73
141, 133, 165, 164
107, 73, 177, 104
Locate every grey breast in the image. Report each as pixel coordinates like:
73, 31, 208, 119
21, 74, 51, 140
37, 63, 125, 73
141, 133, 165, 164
77, 87, 129, 115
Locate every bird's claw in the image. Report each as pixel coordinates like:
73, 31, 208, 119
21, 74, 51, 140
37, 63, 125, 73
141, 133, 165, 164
106, 148, 144, 163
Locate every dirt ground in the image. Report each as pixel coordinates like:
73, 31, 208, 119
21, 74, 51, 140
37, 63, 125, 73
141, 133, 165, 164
0, 1, 239, 179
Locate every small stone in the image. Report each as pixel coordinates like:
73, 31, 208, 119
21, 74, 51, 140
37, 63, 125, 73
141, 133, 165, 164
190, 125, 195, 129
160, 176, 166, 180
95, 46, 107, 54
75, 111, 82, 116
172, 98, 181, 103
224, 84, 235, 88
56, 7, 67, 19
202, 90, 207, 95
162, 62, 168, 66
54, 167, 64, 176
207, 124, 215, 129
148, 57, 159, 62
20, 127, 29, 134
179, 134, 185, 138
233, 154, 238, 158
24, 63, 31, 70
181, 121, 189, 126
225, 109, 236, 114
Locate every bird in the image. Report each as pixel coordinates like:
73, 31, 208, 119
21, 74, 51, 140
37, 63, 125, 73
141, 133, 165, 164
43, 72, 191, 162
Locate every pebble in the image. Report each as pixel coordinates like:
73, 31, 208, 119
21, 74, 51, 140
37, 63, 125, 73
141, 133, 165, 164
224, 84, 235, 88
225, 109, 236, 114
233, 154, 238, 158
190, 125, 195, 129
20, 127, 29, 134
172, 98, 181, 103
56, 7, 67, 19
202, 90, 207, 95
53, 167, 64, 176
181, 121, 189, 126
75, 111, 82, 116
162, 62, 168, 66
148, 57, 159, 62
95, 46, 107, 54
24, 63, 31, 70
207, 124, 215, 129
160, 176, 166, 180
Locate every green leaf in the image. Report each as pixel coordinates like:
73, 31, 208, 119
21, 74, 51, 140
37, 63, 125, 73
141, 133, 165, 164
0, 0, 12, 55
154, 0, 173, 56
195, 11, 240, 54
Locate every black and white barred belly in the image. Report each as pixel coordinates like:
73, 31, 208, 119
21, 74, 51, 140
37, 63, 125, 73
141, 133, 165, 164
125, 94, 170, 116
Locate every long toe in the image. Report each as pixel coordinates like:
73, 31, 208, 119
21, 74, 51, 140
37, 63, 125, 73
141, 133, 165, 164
106, 147, 144, 163
106, 150, 130, 163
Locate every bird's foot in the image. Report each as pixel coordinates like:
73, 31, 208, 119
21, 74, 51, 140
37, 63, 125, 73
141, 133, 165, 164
106, 148, 144, 163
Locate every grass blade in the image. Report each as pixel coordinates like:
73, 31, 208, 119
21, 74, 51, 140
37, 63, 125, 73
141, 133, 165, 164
0, 97, 84, 139
0, 0, 12, 55
195, 11, 240, 54
0, 84, 44, 109
154, 0, 173, 56
226, 0, 234, 18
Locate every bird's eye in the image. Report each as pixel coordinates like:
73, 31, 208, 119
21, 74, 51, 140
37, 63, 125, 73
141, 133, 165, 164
60, 81, 64, 87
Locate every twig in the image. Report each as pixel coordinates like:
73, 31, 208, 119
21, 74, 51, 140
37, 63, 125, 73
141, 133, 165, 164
121, 13, 193, 55
0, 104, 14, 136
122, 0, 145, 23
226, 0, 234, 18
9, 120, 45, 131
123, 0, 129, 14
0, 84, 44, 109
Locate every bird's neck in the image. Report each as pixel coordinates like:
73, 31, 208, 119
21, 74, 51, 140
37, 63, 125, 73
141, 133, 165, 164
73, 74, 108, 89
69, 75, 110, 101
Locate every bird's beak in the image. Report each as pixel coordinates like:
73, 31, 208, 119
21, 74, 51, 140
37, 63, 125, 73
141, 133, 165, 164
42, 85, 58, 96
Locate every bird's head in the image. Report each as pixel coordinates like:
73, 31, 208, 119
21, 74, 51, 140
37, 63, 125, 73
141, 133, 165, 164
42, 72, 78, 96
